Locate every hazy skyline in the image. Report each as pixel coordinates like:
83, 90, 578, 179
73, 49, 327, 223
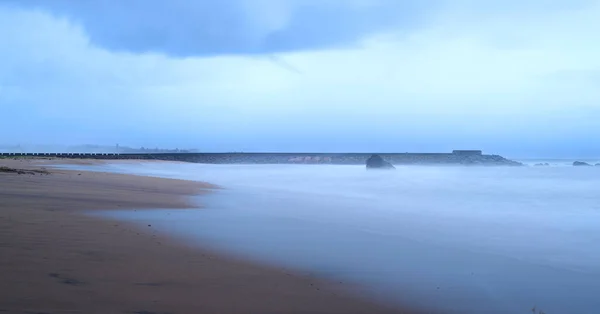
1, 0, 600, 157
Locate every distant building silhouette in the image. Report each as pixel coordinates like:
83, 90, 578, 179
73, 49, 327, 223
452, 150, 482, 156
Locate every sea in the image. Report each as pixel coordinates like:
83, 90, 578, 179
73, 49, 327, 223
62, 159, 600, 314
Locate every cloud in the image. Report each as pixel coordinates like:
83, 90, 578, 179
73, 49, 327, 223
1, 1, 600, 156
3, 0, 437, 56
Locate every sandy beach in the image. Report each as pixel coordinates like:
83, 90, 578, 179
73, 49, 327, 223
0, 159, 418, 314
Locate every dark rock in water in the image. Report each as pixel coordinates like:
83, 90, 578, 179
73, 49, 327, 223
573, 161, 592, 166
596, 163, 600, 166
366, 155, 395, 170
534, 163, 550, 166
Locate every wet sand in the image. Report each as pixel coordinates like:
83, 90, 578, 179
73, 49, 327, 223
0, 159, 420, 314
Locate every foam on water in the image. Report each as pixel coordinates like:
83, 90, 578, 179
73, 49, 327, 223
72, 162, 600, 313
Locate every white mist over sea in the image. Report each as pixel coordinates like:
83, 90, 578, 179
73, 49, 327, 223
70, 162, 600, 314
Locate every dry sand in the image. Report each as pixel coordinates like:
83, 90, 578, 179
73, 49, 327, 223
0, 159, 422, 314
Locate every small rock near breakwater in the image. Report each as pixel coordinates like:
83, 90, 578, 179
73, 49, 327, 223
366, 155, 395, 170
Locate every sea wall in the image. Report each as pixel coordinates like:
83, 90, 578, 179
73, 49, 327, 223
0, 152, 522, 166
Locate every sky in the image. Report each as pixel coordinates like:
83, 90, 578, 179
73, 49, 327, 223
1, 0, 600, 157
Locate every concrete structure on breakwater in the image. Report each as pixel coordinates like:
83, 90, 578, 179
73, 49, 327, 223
0, 151, 522, 166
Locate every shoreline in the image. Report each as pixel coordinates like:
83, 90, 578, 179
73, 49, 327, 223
0, 159, 420, 314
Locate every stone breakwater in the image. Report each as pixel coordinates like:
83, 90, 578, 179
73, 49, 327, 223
0, 152, 523, 166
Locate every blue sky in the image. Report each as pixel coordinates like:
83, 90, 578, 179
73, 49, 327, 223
1, 0, 599, 157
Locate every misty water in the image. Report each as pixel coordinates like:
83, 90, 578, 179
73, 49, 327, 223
71, 162, 600, 314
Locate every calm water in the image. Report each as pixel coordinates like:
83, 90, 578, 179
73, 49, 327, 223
72, 162, 600, 313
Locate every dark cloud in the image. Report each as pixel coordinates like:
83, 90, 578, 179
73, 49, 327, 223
2, 0, 435, 56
